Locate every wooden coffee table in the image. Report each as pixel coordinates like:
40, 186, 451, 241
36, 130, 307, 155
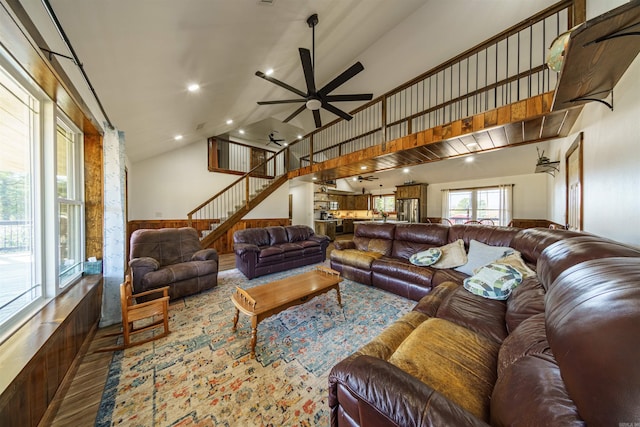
231, 266, 342, 358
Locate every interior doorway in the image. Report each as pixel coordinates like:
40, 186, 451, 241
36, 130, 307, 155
565, 133, 583, 231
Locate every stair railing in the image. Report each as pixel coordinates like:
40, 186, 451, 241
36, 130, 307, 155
187, 147, 289, 238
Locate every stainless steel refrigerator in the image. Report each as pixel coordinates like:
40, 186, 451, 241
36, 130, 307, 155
396, 198, 419, 223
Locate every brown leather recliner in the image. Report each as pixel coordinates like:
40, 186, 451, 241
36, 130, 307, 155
129, 227, 218, 301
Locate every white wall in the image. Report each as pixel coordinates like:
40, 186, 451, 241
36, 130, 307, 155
427, 174, 548, 220
128, 139, 286, 220
289, 182, 315, 228
548, 53, 640, 246
242, 183, 289, 220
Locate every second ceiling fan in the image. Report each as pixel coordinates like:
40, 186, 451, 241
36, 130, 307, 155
255, 14, 373, 128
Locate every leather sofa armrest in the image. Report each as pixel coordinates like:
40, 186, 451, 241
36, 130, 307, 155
234, 242, 260, 256
333, 240, 355, 250
129, 257, 160, 293
329, 355, 490, 427
129, 256, 160, 270
309, 234, 330, 244
192, 248, 218, 262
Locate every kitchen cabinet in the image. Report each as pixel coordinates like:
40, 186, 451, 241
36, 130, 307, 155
354, 194, 369, 210
342, 195, 355, 210
343, 219, 354, 234
314, 220, 336, 241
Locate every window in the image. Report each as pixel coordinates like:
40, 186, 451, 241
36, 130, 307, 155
443, 186, 512, 226
372, 194, 396, 214
0, 64, 42, 326
0, 59, 85, 332
57, 121, 84, 287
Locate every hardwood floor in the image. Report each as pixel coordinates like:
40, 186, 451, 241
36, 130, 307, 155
44, 238, 345, 426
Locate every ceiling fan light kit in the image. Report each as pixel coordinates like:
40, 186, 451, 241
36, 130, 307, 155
255, 13, 373, 128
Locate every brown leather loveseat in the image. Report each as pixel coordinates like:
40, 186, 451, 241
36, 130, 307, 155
233, 225, 330, 279
328, 223, 640, 426
129, 227, 219, 301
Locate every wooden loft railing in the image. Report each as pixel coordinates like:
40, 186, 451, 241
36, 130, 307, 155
190, 0, 640, 247
283, 0, 582, 181
187, 1, 579, 247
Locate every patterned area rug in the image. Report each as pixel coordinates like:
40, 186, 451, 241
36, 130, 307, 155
95, 264, 414, 426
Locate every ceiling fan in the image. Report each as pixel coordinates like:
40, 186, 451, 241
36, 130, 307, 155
255, 13, 373, 128
357, 175, 379, 182
266, 131, 285, 147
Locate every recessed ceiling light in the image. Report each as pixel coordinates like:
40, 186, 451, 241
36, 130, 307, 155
352, 177, 357, 181
465, 156, 474, 163
403, 168, 410, 173
226, 119, 233, 125
360, 166, 367, 170
174, 135, 183, 141
297, 134, 303, 139
187, 83, 200, 92
312, 177, 317, 180
239, 129, 245, 134
265, 68, 274, 76
283, 142, 288, 146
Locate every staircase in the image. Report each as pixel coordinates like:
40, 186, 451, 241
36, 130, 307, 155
188, 149, 289, 248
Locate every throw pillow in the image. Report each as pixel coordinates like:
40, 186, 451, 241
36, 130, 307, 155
463, 263, 523, 300
454, 240, 514, 276
409, 247, 442, 266
431, 239, 467, 269
485, 251, 536, 278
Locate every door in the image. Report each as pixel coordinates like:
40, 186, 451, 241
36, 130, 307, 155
565, 133, 583, 231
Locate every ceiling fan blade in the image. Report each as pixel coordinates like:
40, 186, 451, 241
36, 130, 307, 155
318, 62, 365, 96
257, 99, 306, 105
283, 104, 306, 123
321, 101, 353, 121
299, 48, 316, 94
313, 109, 322, 128
255, 71, 307, 98
323, 93, 373, 103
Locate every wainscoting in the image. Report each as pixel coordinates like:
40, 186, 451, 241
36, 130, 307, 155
0, 275, 102, 427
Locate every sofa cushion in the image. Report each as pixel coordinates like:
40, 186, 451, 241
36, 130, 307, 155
388, 318, 500, 421
448, 224, 519, 248
266, 226, 288, 245
432, 239, 467, 269
274, 242, 304, 258
142, 260, 218, 287
391, 223, 449, 259
463, 263, 523, 300
497, 313, 550, 377
285, 225, 312, 242
233, 227, 270, 247
330, 249, 384, 269
370, 257, 434, 288
258, 246, 284, 258
455, 239, 513, 276
436, 286, 508, 343
491, 356, 584, 426
505, 277, 546, 333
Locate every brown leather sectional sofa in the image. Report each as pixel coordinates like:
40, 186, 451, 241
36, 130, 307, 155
328, 222, 640, 426
233, 225, 330, 279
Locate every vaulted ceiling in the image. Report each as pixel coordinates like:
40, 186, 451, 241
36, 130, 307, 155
19, 0, 558, 163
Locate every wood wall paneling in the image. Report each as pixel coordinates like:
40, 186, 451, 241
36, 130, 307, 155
0, 277, 102, 427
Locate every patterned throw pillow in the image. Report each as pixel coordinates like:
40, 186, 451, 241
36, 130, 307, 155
463, 263, 523, 300
484, 251, 536, 278
409, 247, 442, 266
